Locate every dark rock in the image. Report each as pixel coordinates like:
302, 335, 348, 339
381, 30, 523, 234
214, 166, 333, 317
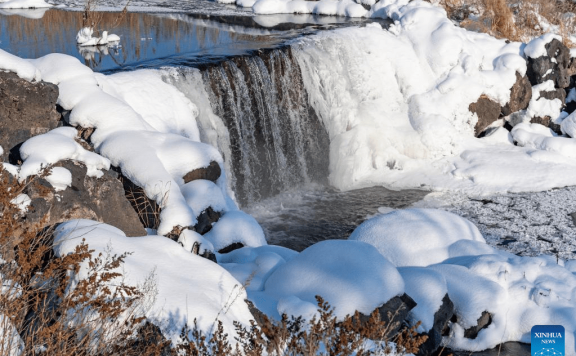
570, 212, 576, 227
526, 39, 571, 88
569, 57, 576, 77
359, 293, 417, 338
417, 294, 454, 356
218, 242, 245, 254
118, 172, 161, 230
441, 341, 530, 356
501, 73, 532, 116
538, 87, 566, 103
183, 161, 221, 183
25, 160, 146, 237
530, 116, 562, 135
463, 311, 492, 339
195, 206, 221, 235
0, 71, 61, 161
469, 96, 502, 136
201, 250, 217, 262
245, 299, 269, 327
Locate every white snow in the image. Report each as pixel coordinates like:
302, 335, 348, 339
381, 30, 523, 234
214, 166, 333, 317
204, 210, 267, 251
562, 110, 576, 138
45, 166, 72, 191
10, 194, 31, 213
181, 179, 228, 217
252, 0, 368, 17
19, 127, 110, 181
0, 48, 41, 82
523, 33, 561, 59
178, 229, 214, 255
349, 208, 486, 267
252, 240, 404, 320
53, 220, 253, 344
0, 0, 52, 9
512, 123, 576, 159
0, 314, 24, 356
76, 27, 121, 47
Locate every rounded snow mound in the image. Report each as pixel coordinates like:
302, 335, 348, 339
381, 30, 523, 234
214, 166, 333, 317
204, 210, 267, 251
349, 208, 487, 267
263, 239, 404, 319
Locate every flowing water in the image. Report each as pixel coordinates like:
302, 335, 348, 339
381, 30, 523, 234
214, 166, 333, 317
1, 8, 426, 250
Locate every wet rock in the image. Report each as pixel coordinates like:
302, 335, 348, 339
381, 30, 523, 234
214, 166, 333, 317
183, 161, 221, 183
0, 71, 61, 162
360, 293, 417, 338
464, 311, 492, 339
194, 206, 221, 235
218, 242, 245, 254
25, 160, 146, 237
526, 38, 570, 88
417, 294, 454, 356
501, 73, 532, 116
469, 96, 502, 136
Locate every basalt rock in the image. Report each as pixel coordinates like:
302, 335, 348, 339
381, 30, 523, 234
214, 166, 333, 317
218, 242, 245, 254
183, 161, 221, 183
501, 73, 532, 117
526, 38, 570, 88
417, 294, 455, 356
195, 206, 221, 235
25, 160, 146, 237
463, 311, 492, 340
470, 96, 502, 136
0, 71, 61, 162
359, 293, 417, 339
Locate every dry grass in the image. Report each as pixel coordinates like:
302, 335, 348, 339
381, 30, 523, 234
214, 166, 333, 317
437, 0, 576, 45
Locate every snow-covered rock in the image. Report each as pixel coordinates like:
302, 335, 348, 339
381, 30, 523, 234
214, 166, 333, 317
0, 0, 52, 9
204, 210, 267, 252
349, 208, 487, 267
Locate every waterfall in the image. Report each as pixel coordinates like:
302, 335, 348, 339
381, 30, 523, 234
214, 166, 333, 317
166, 47, 330, 206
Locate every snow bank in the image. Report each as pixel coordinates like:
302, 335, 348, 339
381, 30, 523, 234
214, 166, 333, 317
0, 0, 52, 9
252, 0, 368, 17
0, 48, 41, 82
512, 123, 576, 159
253, 240, 404, 320
349, 209, 486, 266
53, 220, 253, 343
29, 51, 234, 235
204, 211, 267, 251
290, 0, 576, 195
19, 127, 110, 181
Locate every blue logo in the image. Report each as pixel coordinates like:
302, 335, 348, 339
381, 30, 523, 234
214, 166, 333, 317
532, 325, 565, 356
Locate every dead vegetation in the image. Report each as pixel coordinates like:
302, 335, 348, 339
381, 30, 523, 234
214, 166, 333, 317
436, 0, 576, 45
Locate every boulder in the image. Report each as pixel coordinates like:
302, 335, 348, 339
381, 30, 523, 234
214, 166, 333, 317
0, 71, 61, 162
526, 39, 570, 88
537, 87, 566, 103
463, 311, 492, 339
359, 293, 417, 339
183, 161, 221, 183
417, 294, 455, 356
195, 206, 222, 235
501, 73, 532, 116
25, 160, 146, 237
469, 96, 501, 136
218, 242, 245, 254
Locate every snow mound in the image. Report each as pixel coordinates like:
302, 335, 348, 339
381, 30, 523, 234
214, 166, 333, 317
0, 0, 52, 9
181, 179, 228, 217
0, 48, 41, 82
219, 245, 298, 291
19, 127, 110, 181
260, 240, 404, 320
512, 123, 576, 159
204, 210, 267, 251
523, 33, 562, 59
53, 220, 253, 344
349, 208, 486, 266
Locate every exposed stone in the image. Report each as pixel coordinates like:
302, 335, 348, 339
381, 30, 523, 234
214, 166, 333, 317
195, 206, 221, 235
526, 38, 570, 88
25, 160, 146, 237
183, 161, 221, 183
218, 242, 245, 254
359, 293, 417, 339
469, 96, 502, 136
538, 87, 567, 104
569, 57, 576, 77
0, 71, 61, 162
501, 73, 532, 116
530, 116, 562, 135
417, 294, 454, 356
463, 311, 492, 339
